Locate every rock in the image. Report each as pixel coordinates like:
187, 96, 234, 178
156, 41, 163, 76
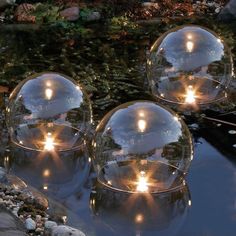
0, 0, 15, 9
60, 7, 79, 21
218, 0, 236, 22
84, 11, 101, 22
44, 220, 57, 230
14, 3, 36, 23
25, 218, 36, 231
0, 205, 26, 236
51, 225, 86, 236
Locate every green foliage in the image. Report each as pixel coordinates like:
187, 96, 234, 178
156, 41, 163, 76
33, 3, 60, 23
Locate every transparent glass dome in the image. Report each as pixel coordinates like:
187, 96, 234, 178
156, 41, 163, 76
147, 25, 233, 106
93, 101, 193, 193
6, 72, 92, 152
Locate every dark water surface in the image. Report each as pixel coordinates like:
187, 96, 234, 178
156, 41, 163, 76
0, 25, 235, 236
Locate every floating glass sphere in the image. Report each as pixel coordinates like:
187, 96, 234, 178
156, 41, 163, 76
93, 101, 193, 193
6, 72, 92, 152
90, 182, 191, 235
147, 25, 233, 106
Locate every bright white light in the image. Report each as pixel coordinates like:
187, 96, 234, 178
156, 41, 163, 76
44, 134, 55, 151
137, 119, 147, 133
185, 86, 196, 104
186, 41, 194, 53
187, 34, 193, 40
136, 171, 149, 192
45, 88, 53, 100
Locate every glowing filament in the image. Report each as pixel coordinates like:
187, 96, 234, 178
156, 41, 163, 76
44, 133, 55, 151
136, 171, 149, 192
137, 119, 147, 133
45, 88, 53, 100
186, 41, 194, 53
185, 86, 196, 104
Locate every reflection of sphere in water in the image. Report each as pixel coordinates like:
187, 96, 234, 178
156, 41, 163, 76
93, 101, 193, 193
6, 72, 92, 152
147, 25, 233, 106
90, 182, 191, 236
8, 144, 90, 199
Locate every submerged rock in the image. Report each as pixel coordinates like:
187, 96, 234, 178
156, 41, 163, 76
218, 0, 236, 22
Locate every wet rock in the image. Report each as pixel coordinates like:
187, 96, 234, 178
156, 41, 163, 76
0, 0, 15, 9
0, 205, 26, 236
84, 11, 101, 22
51, 225, 86, 236
60, 7, 79, 21
218, 0, 236, 22
25, 217, 36, 231
14, 3, 36, 23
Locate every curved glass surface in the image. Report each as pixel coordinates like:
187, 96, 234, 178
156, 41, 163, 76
6, 72, 92, 151
147, 25, 233, 106
93, 101, 193, 193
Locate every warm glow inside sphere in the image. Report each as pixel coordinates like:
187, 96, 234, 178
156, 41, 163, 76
147, 25, 233, 106
7, 72, 92, 151
93, 101, 193, 193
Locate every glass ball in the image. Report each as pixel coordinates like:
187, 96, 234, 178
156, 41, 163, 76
6, 72, 92, 152
147, 25, 233, 106
93, 101, 193, 193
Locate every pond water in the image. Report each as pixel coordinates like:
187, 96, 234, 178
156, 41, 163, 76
0, 24, 235, 236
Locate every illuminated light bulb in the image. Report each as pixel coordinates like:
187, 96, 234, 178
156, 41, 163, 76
44, 134, 55, 151
46, 81, 52, 87
136, 171, 149, 193
187, 34, 193, 40
185, 86, 196, 104
137, 119, 147, 133
45, 88, 53, 100
43, 169, 50, 177
135, 214, 144, 223
186, 41, 194, 53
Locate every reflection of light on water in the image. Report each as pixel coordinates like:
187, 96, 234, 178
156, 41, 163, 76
135, 213, 144, 223
43, 169, 50, 177
45, 88, 53, 100
186, 41, 194, 53
137, 119, 147, 133
43, 185, 48, 190
185, 86, 196, 104
136, 171, 149, 192
44, 133, 55, 151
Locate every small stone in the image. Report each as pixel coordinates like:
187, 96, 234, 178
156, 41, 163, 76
25, 218, 36, 231
60, 7, 79, 21
84, 11, 101, 22
14, 3, 36, 23
215, 8, 221, 14
35, 214, 42, 223
51, 225, 86, 236
44, 220, 57, 230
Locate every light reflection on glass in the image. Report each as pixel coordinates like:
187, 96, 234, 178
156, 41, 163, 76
186, 41, 194, 53
136, 171, 149, 193
43, 133, 55, 151
184, 85, 196, 104
45, 88, 53, 100
137, 119, 147, 133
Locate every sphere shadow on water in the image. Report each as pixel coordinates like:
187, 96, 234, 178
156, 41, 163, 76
6, 72, 92, 152
90, 181, 191, 236
147, 25, 233, 109
93, 101, 193, 194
